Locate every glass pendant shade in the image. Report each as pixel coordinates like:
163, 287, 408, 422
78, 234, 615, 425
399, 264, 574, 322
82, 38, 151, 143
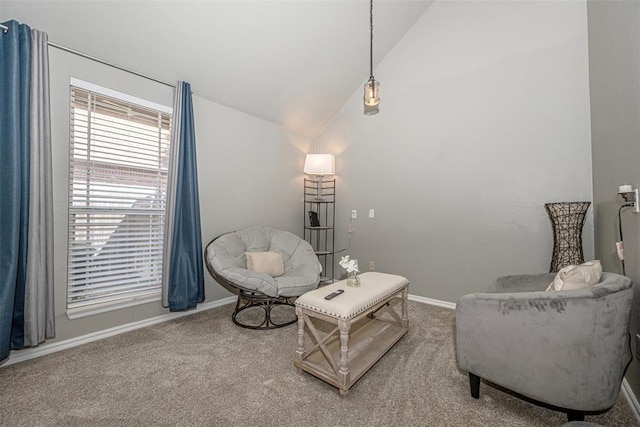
363, 79, 380, 106
364, 103, 379, 115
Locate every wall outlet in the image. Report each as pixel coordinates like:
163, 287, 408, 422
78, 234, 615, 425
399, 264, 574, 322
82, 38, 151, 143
369, 260, 375, 270
351, 210, 357, 219
369, 208, 375, 218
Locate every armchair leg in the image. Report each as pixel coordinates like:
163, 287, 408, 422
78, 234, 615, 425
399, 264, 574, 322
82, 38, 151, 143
469, 373, 480, 399
567, 411, 584, 422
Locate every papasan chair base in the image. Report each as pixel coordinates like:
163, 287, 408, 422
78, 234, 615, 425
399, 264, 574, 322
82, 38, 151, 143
232, 289, 297, 330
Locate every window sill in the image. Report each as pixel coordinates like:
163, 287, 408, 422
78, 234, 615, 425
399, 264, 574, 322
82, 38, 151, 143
66, 294, 162, 320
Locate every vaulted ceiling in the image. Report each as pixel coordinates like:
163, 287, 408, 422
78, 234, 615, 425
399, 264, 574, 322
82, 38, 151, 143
2, 1, 433, 137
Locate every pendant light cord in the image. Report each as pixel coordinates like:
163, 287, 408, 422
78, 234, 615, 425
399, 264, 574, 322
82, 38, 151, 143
369, 0, 374, 80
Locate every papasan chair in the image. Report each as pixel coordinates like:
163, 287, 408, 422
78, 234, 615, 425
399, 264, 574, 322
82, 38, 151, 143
204, 226, 322, 329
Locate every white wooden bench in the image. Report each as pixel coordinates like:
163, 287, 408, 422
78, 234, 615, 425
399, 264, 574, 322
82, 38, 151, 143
294, 272, 409, 396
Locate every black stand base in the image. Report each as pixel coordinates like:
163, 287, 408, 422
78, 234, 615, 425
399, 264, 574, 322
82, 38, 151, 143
232, 289, 297, 330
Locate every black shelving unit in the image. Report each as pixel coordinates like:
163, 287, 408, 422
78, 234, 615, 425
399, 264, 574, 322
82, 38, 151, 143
304, 177, 335, 283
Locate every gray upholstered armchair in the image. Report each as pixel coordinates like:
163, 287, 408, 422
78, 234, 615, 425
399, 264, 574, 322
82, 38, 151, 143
456, 272, 633, 422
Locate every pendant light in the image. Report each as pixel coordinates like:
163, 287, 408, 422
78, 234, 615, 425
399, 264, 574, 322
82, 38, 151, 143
363, 0, 380, 115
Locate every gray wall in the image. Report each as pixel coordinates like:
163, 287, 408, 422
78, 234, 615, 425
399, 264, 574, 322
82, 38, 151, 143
587, 0, 640, 403
43, 47, 310, 343
318, 0, 594, 302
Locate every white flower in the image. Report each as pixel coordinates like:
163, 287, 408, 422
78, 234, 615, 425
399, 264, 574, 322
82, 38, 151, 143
339, 255, 359, 274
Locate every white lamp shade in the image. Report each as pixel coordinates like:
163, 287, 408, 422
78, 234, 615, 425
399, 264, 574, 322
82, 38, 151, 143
303, 154, 335, 175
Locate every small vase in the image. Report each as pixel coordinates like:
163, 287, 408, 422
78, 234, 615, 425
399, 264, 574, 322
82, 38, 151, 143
346, 274, 361, 287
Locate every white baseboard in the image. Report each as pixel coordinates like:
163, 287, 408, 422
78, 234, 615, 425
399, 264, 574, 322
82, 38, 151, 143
3, 296, 236, 367
408, 293, 456, 310
622, 378, 640, 424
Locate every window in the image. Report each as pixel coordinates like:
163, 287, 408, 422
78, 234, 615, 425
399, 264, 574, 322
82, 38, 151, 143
68, 79, 172, 313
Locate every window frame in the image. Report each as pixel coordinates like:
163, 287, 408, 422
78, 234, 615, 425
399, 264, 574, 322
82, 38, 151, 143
66, 78, 173, 318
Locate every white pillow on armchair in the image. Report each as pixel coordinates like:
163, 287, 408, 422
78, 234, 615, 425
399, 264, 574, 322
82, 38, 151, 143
546, 260, 602, 291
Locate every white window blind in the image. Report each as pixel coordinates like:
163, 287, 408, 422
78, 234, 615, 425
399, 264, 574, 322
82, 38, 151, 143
68, 82, 172, 310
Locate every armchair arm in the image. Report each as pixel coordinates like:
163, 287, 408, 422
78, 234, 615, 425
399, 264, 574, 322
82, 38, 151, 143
456, 285, 632, 411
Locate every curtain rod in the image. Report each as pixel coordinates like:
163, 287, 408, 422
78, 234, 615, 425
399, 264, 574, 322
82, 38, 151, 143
48, 42, 174, 88
1, 24, 177, 89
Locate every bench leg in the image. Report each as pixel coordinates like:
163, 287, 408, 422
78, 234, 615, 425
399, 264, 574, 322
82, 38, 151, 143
401, 285, 409, 327
295, 307, 305, 365
338, 319, 351, 392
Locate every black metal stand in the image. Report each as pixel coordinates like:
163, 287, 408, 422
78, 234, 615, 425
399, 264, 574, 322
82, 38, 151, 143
231, 289, 297, 330
544, 202, 591, 273
304, 177, 335, 283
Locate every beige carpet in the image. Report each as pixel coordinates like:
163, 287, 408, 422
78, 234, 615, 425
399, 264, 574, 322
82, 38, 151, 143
0, 301, 637, 426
